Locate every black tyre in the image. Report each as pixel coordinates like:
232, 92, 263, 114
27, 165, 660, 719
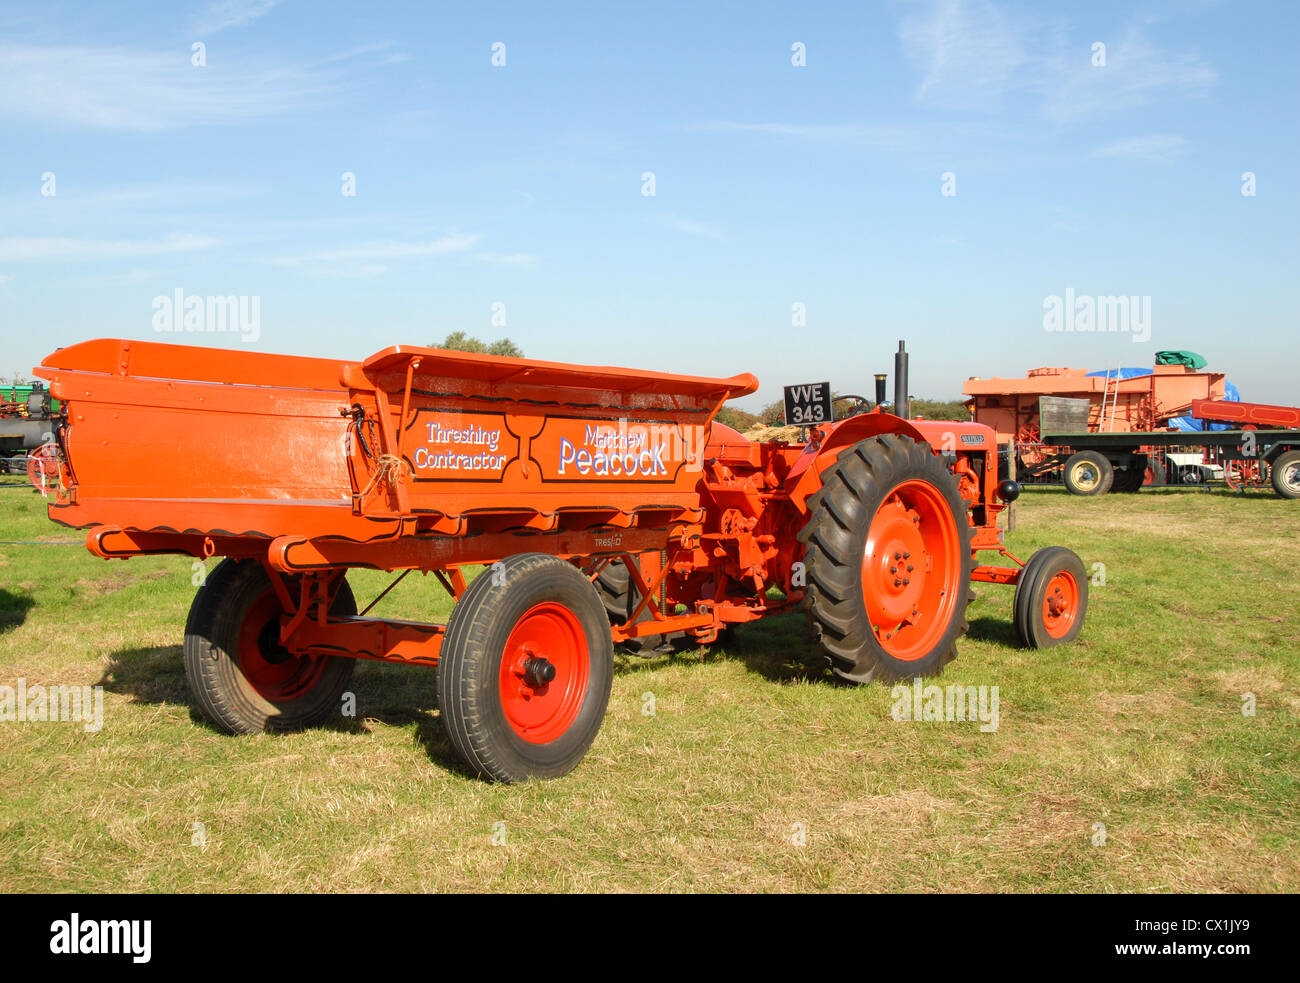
1115, 455, 1148, 493
1270, 450, 1300, 499
183, 559, 357, 734
1013, 547, 1088, 648
1063, 451, 1114, 496
437, 553, 613, 782
798, 433, 974, 684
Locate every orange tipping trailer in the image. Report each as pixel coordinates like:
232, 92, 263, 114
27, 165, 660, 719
34, 338, 1087, 781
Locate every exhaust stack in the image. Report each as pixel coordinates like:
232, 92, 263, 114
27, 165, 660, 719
894, 341, 909, 420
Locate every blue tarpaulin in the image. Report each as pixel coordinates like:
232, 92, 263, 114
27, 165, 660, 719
1085, 367, 1154, 380
1085, 365, 1242, 430
1169, 382, 1240, 431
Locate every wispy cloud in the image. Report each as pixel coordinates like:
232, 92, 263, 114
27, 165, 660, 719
0, 41, 392, 131
1043, 28, 1217, 122
272, 233, 481, 276
898, 0, 1029, 105
895, 1, 1216, 120
0, 234, 217, 262
1090, 134, 1188, 162
193, 0, 281, 35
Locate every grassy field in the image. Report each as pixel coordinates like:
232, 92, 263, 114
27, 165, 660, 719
0, 478, 1296, 893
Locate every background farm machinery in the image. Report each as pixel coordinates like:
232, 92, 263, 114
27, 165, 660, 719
31, 338, 1087, 781
0, 382, 60, 482
965, 356, 1300, 499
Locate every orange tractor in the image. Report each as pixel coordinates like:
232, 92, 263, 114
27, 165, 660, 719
33, 338, 1087, 781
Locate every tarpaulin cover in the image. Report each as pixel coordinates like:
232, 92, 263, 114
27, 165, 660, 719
1085, 367, 1153, 380
1155, 350, 1209, 369
1169, 382, 1241, 431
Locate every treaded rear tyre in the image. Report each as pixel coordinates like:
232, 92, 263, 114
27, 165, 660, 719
437, 554, 613, 782
798, 433, 974, 684
183, 559, 356, 734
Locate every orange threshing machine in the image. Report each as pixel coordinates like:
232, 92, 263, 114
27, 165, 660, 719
33, 339, 1088, 781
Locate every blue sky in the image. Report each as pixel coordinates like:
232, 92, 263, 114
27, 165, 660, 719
2, 0, 1297, 407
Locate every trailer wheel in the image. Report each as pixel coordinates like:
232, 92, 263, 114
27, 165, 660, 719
1271, 450, 1300, 499
438, 553, 613, 782
1063, 451, 1113, 496
1013, 547, 1088, 648
183, 559, 356, 734
799, 433, 974, 684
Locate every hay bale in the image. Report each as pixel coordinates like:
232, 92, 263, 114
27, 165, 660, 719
742, 424, 804, 443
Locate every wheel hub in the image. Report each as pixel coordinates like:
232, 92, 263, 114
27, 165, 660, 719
499, 603, 590, 744
860, 480, 962, 662
522, 654, 557, 688
1041, 572, 1079, 638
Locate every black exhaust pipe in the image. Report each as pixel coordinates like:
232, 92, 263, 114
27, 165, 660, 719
874, 373, 887, 408
894, 341, 909, 420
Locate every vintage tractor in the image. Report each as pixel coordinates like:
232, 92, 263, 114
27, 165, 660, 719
33, 338, 1087, 782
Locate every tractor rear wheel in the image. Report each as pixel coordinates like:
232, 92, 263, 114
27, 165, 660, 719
1013, 547, 1088, 648
1270, 450, 1300, 499
799, 434, 974, 684
183, 559, 356, 734
437, 554, 613, 782
1063, 451, 1113, 496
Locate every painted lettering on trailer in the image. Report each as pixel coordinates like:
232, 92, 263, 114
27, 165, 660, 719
532, 417, 696, 482
404, 410, 518, 480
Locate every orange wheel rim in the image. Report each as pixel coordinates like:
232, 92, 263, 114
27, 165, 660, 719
1041, 570, 1080, 639
498, 602, 589, 744
236, 590, 328, 702
861, 479, 962, 661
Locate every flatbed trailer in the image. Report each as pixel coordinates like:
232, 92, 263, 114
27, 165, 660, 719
1037, 427, 1300, 498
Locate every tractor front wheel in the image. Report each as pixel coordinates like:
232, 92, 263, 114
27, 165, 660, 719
183, 559, 356, 734
437, 554, 613, 782
1013, 547, 1088, 648
799, 433, 974, 684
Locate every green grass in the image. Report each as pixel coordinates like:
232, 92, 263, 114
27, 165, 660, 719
0, 481, 1297, 892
